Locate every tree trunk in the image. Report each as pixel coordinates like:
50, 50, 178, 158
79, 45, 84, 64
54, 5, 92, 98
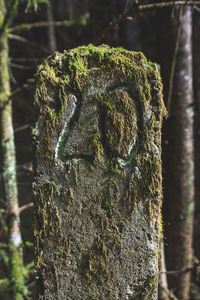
47, 0, 57, 53
164, 7, 194, 300
0, 1, 26, 299
33, 45, 166, 299
193, 6, 200, 263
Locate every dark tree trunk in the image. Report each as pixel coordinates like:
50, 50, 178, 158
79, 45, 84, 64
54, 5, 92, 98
47, 0, 57, 53
193, 7, 200, 262
164, 7, 194, 300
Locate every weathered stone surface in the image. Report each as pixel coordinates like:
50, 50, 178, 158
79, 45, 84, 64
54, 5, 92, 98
33, 45, 166, 299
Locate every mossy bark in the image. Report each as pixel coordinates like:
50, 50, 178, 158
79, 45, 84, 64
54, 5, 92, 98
0, 1, 27, 299
33, 45, 166, 299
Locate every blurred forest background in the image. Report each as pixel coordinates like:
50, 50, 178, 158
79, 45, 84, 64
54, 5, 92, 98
0, 0, 200, 299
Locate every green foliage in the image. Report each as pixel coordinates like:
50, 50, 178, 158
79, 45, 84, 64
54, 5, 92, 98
0, 278, 9, 293
24, 0, 48, 12
0, 248, 9, 266
8, 243, 29, 299
0, 241, 34, 299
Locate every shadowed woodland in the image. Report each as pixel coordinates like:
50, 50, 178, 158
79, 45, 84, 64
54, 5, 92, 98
0, 0, 200, 299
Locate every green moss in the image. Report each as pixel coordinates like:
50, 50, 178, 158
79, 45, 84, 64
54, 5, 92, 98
34, 181, 65, 272
0, 278, 9, 293
141, 276, 158, 299
90, 132, 104, 156
85, 237, 109, 284
8, 243, 29, 300
106, 159, 119, 173
102, 95, 114, 110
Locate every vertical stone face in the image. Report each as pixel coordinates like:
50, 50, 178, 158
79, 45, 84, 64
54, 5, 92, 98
33, 45, 166, 300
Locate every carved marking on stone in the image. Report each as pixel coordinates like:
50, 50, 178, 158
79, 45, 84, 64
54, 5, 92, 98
55, 87, 139, 166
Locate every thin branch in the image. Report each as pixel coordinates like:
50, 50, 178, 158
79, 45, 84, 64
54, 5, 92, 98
14, 124, 31, 133
9, 13, 90, 32
0, 79, 34, 108
10, 79, 35, 99
11, 63, 34, 70
93, 0, 148, 45
93, 1, 200, 44
139, 1, 200, 10
19, 203, 34, 214
159, 284, 179, 300
160, 263, 200, 275
194, 4, 200, 12
11, 57, 44, 62
9, 33, 49, 54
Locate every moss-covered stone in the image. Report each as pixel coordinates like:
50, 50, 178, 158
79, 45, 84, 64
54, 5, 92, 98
33, 44, 166, 299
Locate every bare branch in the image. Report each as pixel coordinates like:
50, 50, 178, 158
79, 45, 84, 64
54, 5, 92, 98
14, 124, 31, 133
11, 63, 34, 70
160, 263, 200, 275
194, 4, 200, 12
159, 284, 179, 300
10, 79, 35, 99
19, 202, 34, 214
93, 1, 200, 44
93, 0, 148, 45
139, 1, 200, 10
9, 13, 90, 32
9, 33, 49, 53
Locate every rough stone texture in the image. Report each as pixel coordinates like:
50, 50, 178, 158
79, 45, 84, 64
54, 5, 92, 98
33, 45, 166, 300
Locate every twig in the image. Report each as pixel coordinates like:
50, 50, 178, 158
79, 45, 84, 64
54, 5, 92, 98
93, 0, 148, 45
93, 1, 200, 44
10, 79, 35, 99
0, 79, 34, 109
14, 124, 31, 133
9, 13, 90, 32
139, 1, 200, 10
159, 284, 179, 300
19, 203, 34, 214
194, 4, 200, 12
160, 263, 200, 275
9, 33, 50, 54
11, 57, 44, 62
11, 63, 34, 70
27, 280, 36, 289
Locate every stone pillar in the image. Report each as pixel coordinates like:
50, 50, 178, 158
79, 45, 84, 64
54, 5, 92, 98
33, 45, 166, 299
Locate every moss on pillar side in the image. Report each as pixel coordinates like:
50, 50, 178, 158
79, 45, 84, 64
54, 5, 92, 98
33, 44, 166, 300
